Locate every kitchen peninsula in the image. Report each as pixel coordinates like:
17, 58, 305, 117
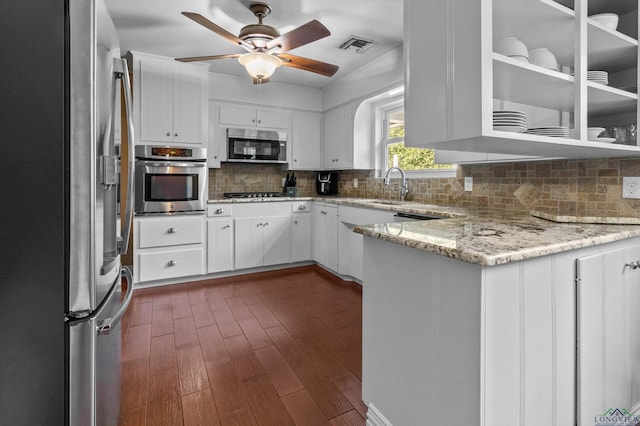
354, 210, 640, 426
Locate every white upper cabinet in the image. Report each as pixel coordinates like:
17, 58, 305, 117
404, 0, 640, 159
129, 52, 209, 147
219, 105, 290, 129
322, 102, 374, 170
290, 112, 322, 170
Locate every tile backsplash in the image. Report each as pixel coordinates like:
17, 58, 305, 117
209, 157, 640, 217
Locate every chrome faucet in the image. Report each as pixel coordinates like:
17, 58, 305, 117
383, 166, 409, 201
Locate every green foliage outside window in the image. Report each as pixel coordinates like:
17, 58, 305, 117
386, 125, 453, 171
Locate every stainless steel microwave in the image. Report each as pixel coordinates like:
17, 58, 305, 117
226, 128, 287, 163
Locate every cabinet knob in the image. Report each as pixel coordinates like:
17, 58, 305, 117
223, 225, 230, 229
298, 205, 306, 210
174, 132, 178, 137
166, 132, 171, 137
294, 159, 297, 162
321, 211, 327, 215
214, 155, 218, 159
264, 222, 269, 227
168, 260, 178, 267
294, 220, 298, 224
168, 227, 178, 234
626, 261, 640, 270
257, 223, 263, 227
258, 120, 261, 124
215, 208, 224, 214
252, 119, 256, 123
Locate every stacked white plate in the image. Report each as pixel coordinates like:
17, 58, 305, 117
525, 126, 570, 138
587, 70, 609, 85
493, 110, 527, 133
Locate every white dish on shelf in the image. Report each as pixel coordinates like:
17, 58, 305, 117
493, 125, 527, 133
589, 13, 619, 31
587, 127, 605, 139
494, 37, 528, 58
589, 137, 616, 143
529, 48, 558, 70
493, 110, 526, 116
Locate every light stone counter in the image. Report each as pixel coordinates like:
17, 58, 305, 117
354, 210, 640, 266
208, 197, 640, 266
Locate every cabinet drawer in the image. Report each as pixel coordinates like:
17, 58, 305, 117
291, 201, 312, 213
207, 204, 233, 217
139, 216, 203, 248
138, 248, 203, 282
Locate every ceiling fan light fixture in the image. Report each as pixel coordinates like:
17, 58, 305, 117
238, 52, 282, 80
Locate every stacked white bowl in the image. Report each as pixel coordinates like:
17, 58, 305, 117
494, 37, 529, 63
589, 13, 619, 31
529, 48, 558, 70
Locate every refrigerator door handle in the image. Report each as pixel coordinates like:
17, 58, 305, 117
97, 266, 134, 335
116, 57, 135, 255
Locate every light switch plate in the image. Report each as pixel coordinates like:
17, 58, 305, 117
464, 176, 473, 192
623, 177, 640, 199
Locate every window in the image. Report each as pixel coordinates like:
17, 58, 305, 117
383, 107, 455, 175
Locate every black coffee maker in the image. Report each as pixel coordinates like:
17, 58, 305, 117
316, 172, 339, 195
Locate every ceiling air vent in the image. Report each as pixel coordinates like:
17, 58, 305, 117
337, 35, 376, 53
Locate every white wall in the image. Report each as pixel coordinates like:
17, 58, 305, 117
322, 46, 404, 111
208, 72, 323, 112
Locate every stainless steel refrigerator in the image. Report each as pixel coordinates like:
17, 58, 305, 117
0, 0, 134, 424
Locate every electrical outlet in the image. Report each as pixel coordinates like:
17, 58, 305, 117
464, 176, 473, 192
623, 177, 640, 199
353, 178, 358, 188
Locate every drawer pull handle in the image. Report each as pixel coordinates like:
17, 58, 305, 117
223, 225, 230, 229
264, 222, 269, 227
168, 260, 178, 267
257, 223, 263, 227
168, 227, 178, 234
298, 205, 306, 211
215, 208, 224, 214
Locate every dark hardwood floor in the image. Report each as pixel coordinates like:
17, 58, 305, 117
118, 265, 366, 426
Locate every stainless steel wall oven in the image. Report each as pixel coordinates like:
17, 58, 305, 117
135, 145, 207, 215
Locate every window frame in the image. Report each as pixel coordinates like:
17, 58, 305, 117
380, 103, 457, 178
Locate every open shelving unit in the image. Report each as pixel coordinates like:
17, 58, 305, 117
405, 0, 640, 160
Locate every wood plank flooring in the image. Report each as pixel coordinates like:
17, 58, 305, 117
118, 265, 365, 426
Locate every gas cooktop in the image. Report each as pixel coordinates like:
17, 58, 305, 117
223, 192, 289, 198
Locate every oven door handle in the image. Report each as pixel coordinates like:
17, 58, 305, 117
139, 161, 207, 168
117, 58, 135, 255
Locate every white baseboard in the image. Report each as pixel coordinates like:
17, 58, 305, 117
367, 404, 392, 426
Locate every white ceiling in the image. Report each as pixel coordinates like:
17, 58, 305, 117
106, 0, 404, 89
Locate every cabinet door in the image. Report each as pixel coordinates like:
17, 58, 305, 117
262, 215, 290, 266
323, 105, 352, 169
139, 57, 173, 143
576, 244, 640, 424
291, 214, 312, 262
291, 113, 322, 170
256, 109, 290, 129
312, 205, 338, 271
172, 62, 205, 144
219, 106, 257, 127
234, 217, 263, 270
207, 218, 234, 273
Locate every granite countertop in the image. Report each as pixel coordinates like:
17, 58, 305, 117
208, 197, 640, 266
353, 211, 640, 266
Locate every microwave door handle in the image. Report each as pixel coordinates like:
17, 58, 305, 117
116, 58, 135, 255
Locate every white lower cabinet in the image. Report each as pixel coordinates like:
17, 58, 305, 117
576, 244, 640, 424
338, 205, 395, 281
206, 218, 234, 273
361, 234, 640, 426
290, 201, 313, 262
312, 202, 338, 271
233, 203, 291, 270
134, 215, 205, 283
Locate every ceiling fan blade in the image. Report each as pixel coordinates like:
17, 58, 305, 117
175, 53, 241, 63
181, 12, 253, 51
266, 20, 330, 52
277, 53, 338, 77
